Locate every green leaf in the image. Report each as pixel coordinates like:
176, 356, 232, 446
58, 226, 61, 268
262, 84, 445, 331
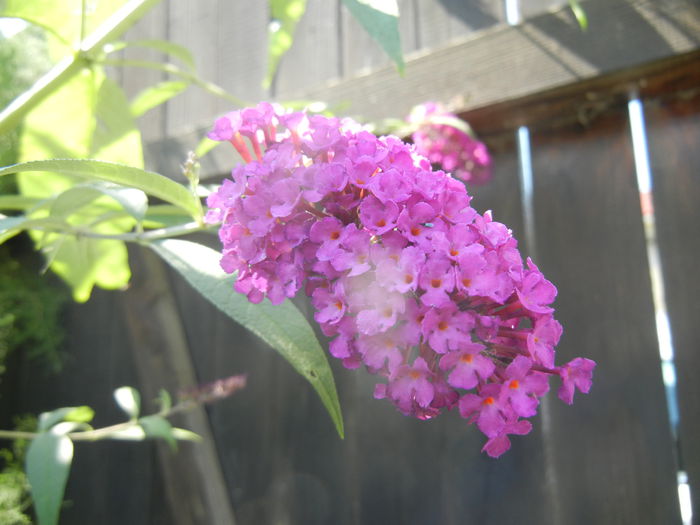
26, 430, 73, 525
50, 182, 148, 222
150, 239, 344, 438
341, 0, 404, 74
568, 0, 588, 31
0, 215, 69, 245
0, 195, 43, 211
63, 406, 95, 424
45, 234, 132, 302
114, 386, 141, 419
156, 389, 172, 413
106, 39, 196, 70
15, 67, 137, 301
265, 0, 308, 89
38, 406, 92, 432
129, 80, 189, 118
90, 76, 144, 167
1, 159, 202, 220
139, 415, 176, 450
171, 427, 201, 442
194, 136, 220, 159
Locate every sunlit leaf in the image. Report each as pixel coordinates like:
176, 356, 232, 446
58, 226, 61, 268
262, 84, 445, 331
0, 194, 43, 211
171, 427, 201, 442
2, 159, 202, 220
15, 67, 137, 301
568, 0, 588, 31
156, 389, 172, 412
139, 415, 176, 450
26, 430, 73, 525
341, 0, 403, 73
114, 386, 141, 419
150, 239, 344, 438
264, 0, 308, 89
63, 406, 95, 424
0, 0, 130, 48
106, 39, 196, 70
194, 136, 220, 158
38, 406, 92, 432
50, 182, 148, 222
129, 80, 189, 117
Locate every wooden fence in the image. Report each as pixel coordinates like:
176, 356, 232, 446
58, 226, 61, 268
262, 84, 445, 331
7, 0, 700, 524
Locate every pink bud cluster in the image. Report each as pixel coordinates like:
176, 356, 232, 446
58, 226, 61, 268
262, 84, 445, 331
206, 103, 595, 457
409, 102, 492, 185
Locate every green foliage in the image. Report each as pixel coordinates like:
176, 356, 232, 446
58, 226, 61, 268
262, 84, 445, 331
26, 427, 74, 525
0, 247, 67, 375
0, 24, 52, 176
1, 159, 202, 221
341, 0, 404, 74
0, 465, 31, 525
150, 239, 345, 438
114, 386, 141, 420
568, 0, 588, 31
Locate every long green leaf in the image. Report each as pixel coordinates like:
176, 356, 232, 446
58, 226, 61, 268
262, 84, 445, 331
568, 0, 588, 31
0, 159, 202, 220
341, 0, 404, 74
0, 215, 70, 245
0, 195, 44, 211
26, 429, 74, 525
129, 80, 189, 117
50, 183, 148, 222
265, 0, 308, 89
106, 39, 196, 70
150, 239, 344, 438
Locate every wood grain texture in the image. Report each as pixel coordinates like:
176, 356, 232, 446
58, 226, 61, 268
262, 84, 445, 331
416, 0, 504, 50
120, 0, 168, 143
140, 0, 700, 179
165, 0, 223, 135
274, 0, 342, 96
121, 247, 237, 525
530, 112, 682, 524
216, 1, 269, 105
645, 91, 700, 521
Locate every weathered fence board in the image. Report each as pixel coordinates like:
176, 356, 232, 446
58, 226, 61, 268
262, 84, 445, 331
646, 91, 700, 521
530, 113, 682, 524
274, 0, 342, 97
120, 0, 168, 143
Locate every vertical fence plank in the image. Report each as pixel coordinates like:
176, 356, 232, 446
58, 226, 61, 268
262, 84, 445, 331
121, 247, 238, 525
120, 0, 168, 144
166, 0, 222, 135
416, 0, 504, 50
216, 1, 269, 105
530, 112, 682, 524
274, 0, 342, 97
520, 0, 571, 19
645, 91, 700, 520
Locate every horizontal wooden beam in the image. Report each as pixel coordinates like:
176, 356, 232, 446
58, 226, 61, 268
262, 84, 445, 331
143, 0, 700, 178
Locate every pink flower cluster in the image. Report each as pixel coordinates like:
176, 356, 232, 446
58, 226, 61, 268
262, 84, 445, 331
206, 103, 595, 457
409, 102, 492, 185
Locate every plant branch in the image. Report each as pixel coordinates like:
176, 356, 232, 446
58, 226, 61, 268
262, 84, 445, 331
0, 0, 163, 136
101, 59, 249, 106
